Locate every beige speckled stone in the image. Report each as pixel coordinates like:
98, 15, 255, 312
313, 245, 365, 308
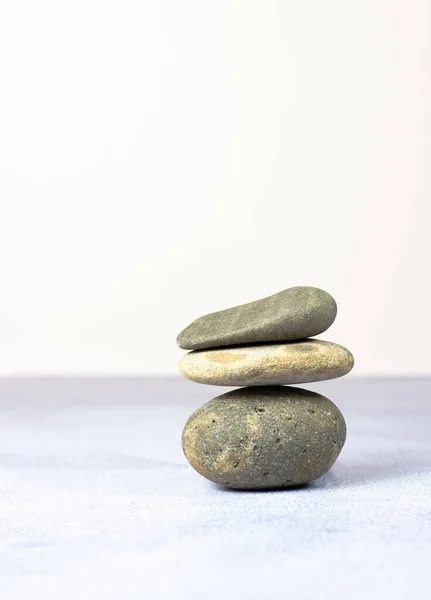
182, 386, 346, 489
179, 340, 354, 386
177, 286, 337, 350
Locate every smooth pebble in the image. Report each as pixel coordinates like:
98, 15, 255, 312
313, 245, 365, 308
182, 386, 346, 489
179, 339, 354, 386
177, 286, 337, 350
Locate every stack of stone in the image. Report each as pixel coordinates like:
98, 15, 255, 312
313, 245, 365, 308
177, 286, 354, 490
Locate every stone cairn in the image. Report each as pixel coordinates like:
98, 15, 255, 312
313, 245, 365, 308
177, 286, 354, 490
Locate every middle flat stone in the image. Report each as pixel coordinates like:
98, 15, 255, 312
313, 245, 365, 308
179, 339, 354, 386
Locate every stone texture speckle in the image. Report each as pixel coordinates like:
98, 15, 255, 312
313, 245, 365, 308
177, 286, 337, 350
182, 386, 346, 489
179, 339, 354, 386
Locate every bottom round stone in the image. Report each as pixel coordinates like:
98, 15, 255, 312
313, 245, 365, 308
182, 386, 346, 490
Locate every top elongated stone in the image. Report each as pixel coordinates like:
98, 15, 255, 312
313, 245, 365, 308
177, 286, 337, 350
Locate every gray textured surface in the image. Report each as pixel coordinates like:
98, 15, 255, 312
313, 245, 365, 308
0, 377, 430, 599
182, 386, 346, 489
177, 286, 337, 349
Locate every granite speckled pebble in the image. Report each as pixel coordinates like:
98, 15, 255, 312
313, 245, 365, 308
182, 386, 346, 489
177, 286, 337, 350
179, 339, 354, 386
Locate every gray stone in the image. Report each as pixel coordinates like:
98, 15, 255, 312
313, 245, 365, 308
177, 286, 337, 350
179, 339, 354, 386
182, 386, 346, 490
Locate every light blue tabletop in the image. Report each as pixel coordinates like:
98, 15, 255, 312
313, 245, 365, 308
0, 378, 429, 599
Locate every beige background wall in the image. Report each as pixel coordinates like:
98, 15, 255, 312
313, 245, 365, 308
0, 1, 430, 375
